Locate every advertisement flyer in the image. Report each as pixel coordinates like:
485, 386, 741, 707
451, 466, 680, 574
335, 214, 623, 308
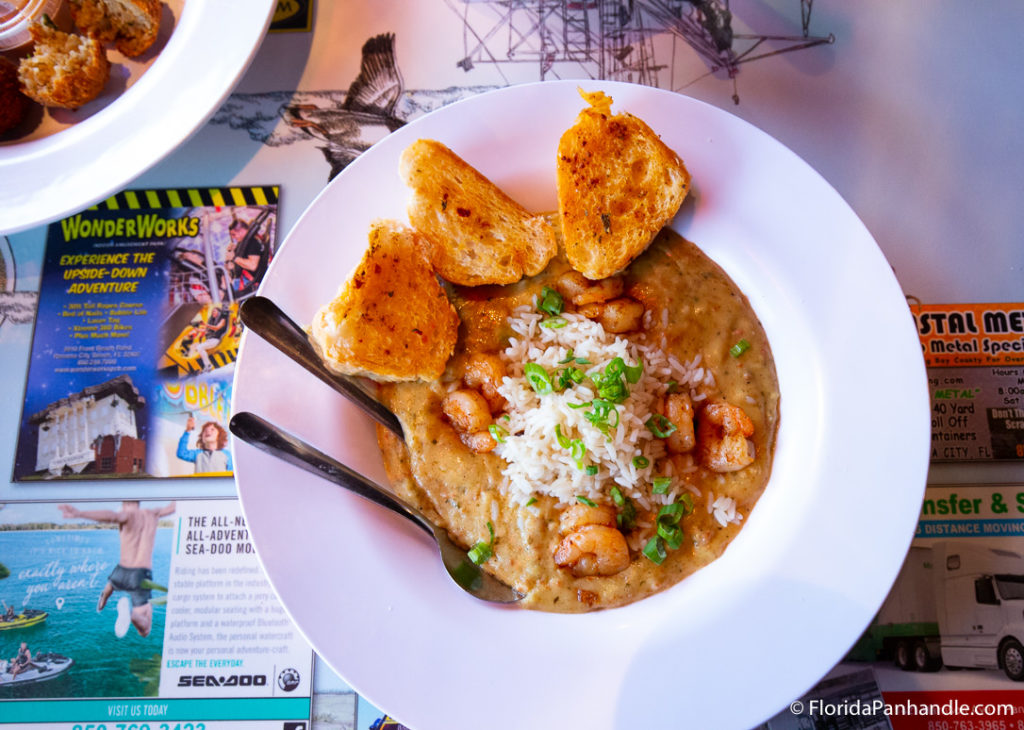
0, 499, 313, 729
13, 188, 278, 482
913, 302, 1024, 464
835, 484, 1024, 730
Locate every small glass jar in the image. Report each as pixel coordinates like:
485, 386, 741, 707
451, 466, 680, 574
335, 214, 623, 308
0, 0, 66, 52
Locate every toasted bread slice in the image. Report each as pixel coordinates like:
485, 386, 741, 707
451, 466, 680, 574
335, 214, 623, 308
400, 139, 556, 286
557, 89, 690, 279
310, 219, 459, 382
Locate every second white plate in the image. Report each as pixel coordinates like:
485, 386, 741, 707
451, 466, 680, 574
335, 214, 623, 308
0, 0, 276, 234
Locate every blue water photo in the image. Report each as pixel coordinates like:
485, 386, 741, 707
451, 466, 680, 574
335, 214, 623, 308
0, 525, 172, 699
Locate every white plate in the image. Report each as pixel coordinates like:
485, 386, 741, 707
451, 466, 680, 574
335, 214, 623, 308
0, 0, 276, 235
232, 80, 930, 729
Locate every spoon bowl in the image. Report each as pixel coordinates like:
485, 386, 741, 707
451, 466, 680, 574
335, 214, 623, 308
229, 411, 524, 605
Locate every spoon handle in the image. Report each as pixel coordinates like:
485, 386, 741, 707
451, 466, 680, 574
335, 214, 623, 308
229, 411, 430, 536
239, 296, 404, 438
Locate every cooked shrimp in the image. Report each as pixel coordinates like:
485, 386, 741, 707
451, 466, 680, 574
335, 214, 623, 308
559, 502, 617, 533
578, 297, 644, 333
553, 524, 630, 577
442, 389, 492, 433
664, 392, 695, 453
696, 402, 755, 472
461, 430, 498, 454
463, 352, 507, 412
554, 270, 624, 306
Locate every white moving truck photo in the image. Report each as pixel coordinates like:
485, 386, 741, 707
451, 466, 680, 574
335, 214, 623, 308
849, 542, 1024, 680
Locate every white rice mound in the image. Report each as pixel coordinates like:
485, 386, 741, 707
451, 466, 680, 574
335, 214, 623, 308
495, 304, 713, 512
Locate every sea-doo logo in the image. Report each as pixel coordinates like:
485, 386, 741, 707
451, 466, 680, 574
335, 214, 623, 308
177, 674, 268, 687
277, 667, 301, 692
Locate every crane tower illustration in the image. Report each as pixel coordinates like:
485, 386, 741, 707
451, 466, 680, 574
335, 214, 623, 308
445, 0, 833, 99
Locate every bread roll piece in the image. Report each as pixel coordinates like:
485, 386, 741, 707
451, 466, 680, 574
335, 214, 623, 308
18, 22, 109, 109
69, 0, 161, 57
400, 139, 556, 287
557, 89, 690, 280
310, 219, 459, 382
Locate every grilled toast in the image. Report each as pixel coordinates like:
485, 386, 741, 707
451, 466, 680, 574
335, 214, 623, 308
400, 139, 556, 286
557, 89, 690, 280
311, 219, 459, 382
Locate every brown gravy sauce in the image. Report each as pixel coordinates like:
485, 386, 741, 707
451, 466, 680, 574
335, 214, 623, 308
376, 228, 780, 612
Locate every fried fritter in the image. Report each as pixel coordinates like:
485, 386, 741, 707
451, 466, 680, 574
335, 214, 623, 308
0, 58, 31, 134
18, 22, 110, 109
556, 89, 690, 280
69, 0, 161, 57
400, 138, 556, 287
310, 219, 460, 382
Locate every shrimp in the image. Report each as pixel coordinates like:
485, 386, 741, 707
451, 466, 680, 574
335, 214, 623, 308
442, 389, 492, 434
664, 392, 695, 453
554, 270, 624, 306
696, 401, 755, 472
553, 524, 630, 577
463, 352, 507, 412
578, 297, 644, 333
461, 430, 498, 454
559, 502, 617, 533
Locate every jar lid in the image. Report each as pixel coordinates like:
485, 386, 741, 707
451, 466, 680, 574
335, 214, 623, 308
0, 0, 64, 52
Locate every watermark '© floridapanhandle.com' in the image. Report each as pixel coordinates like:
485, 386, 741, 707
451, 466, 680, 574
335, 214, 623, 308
789, 698, 1019, 718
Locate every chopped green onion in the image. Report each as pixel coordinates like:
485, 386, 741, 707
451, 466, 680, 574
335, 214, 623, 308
557, 366, 585, 390
555, 424, 571, 449
524, 363, 553, 395
468, 540, 491, 565
569, 439, 586, 467
623, 358, 644, 384
585, 464, 599, 476
450, 559, 483, 590
558, 349, 576, 364
567, 400, 592, 409
657, 501, 685, 525
538, 286, 564, 316
541, 316, 568, 329
584, 398, 620, 435
642, 500, 690, 564
576, 495, 597, 507
679, 493, 695, 514
610, 486, 637, 531
658, 522, 684, 550
468, 521, 495, 565
651, 476, 672, 494
596, 380, 628, 403
488, 423, 508, 443
729, 338, 751, 358
524, 496, 537, 507
632, 455, 650, 469
665, 380, 678, 394
467, 543, 491, 565
587, 358, 633, 404
574, 356, 591, 365
642, 536, 667, 565
503, 414, 511, 421
645, 414, 677, 438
